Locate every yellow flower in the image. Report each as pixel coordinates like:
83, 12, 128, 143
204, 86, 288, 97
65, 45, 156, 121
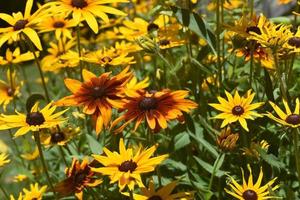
91, 138, 168, 191
217, 127, 239, 151
0, 48, 36, 66
249, 15, 293, 49
0, 0, 47, 50
209, 90, 264, 131
40, 126, 80, 147
13, 174, 28, 183
22, 183, 47, 200
0, 152, 10, 167
266, 98, 300, 128
0, 102, 67, 137
278, 0, 293, 4
124, 77, 150, 97
38, 15, 77, 39
0, 70, 22, 111
21, 146, 39, 161
82, 48, 135, 67
284, 27, 300, 53
225, 165, 279, 200
46, 0, 128, 33
207, 0, 244, 11
124, 179, 194, 200
242, 140, 269, 159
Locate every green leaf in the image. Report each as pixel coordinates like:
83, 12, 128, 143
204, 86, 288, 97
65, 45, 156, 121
26, 93, 45, 113
174, 132, 191, 151
264, 69, 274, 101
193, 156, 226, 177
189, 132, 219, 158
171, 6, 216, 55
86, 134, 102, 155
256, 147, 285, 169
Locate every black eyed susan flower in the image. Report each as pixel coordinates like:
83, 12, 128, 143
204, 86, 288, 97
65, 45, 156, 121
13, 174, 28, 183
0, 0, 47, 50
266, 98, 300, 128
209, 90, 264, 132
111, 89, 198, 133
242, 140, 269, 159
0, 102, 67, 137
46, 0, 128, 33
0, 70, 21, 111
54, 158, 102, 200
0, 153, 10, 167
40, 126, 80, 147
0, 48, 36, 66
91, 138, 168, 191
225, 165, 279, 200
10, 183, 47, 200
55, 67, 132, 134
124, 179, 194, 200
38, 15, 77, 39
284, 27, 300, 53
217, 127, 239, 152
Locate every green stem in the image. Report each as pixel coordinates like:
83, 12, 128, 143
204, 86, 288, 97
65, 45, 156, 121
129, 189, 134, 200
76, 26, 84, 81
293, 129, 300, 184
207, 153, 223, 193
9, 63, 16, 109
249, 43, 255, 88
23, 34, 50, 102
33, 131, 57, 199
216, 0, 222, 91
58, 146, 68, 166
273, 48, 288, 101
8, 130, 26, 168
0, 184, 9, 200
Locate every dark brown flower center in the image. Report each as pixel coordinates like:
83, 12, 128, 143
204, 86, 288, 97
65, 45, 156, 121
148, 195, 163, 200
50, 132, 66, 143
75, 172, 87, 184
101, 56, 113, 64
285, 114, 300, 125
147, 23, 159, 32
118, 160, 137, 173
159, 39, 170, 46
232, 105, 244, 116
246, 26, 261, 35
13, 20, 28, 31
242, 189, 258, 200
71, 0, 88, 8
139, 97, 158, 111
7, 87, 14, 96
53, 21, 65, 28
288, 37, 300, 48
26, 112, 45, 126
91, 86, 105, 98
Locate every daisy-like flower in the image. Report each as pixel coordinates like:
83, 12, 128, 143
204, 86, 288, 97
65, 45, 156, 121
13, 174, 28, 182
91, 138, 168, 191
22, 183, 47, 200
0, 0, 47, 50
266, 98, 300, 128
0, 102, 67, 137
0, 152, 10, 167
0, 47, 36, 66
217, 127, 239, 151
54, 158, 102, 200
124, 179, 194, 200
242, 140, 269, 159
38, 15, 77, 39
249, 15, 293, 49
45, 0, 128, 33
55, 67, 132, 134
111, 89, 198, 133
0, 70, 21, 111
209, 90, 264, 132
82, 48, 135, 67
40, 126, 80, 147
284, 27, 300, 53
21, 146, 39, 161
225, 165, 279, 200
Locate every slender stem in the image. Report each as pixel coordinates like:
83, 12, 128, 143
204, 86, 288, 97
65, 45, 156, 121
249, 43, 255, 88
23, 34, 50, 102
216, 0, 222, 91
273, 48, 288, 100
9, 63, 16, 109
129, 189, 134, 200
208, 153, 223, 192
33, 131, 57, 199
0, 184, 9, 200
250, 0, 254, 18
58, 146, 68, 166
8, 130, 26, 168
76, 26, 84, 81
293, 129, 300, 184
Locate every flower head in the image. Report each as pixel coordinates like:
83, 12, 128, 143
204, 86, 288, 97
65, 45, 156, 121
0, 153, 10, 167
0, 48, 36, 66
225, 165, 279, 200
55, 67, 133, 134
0, 102, 67, 137
10, 183, 47, 200
111, 89, 197, 133
217, 127, 239, 151
209, 90, 264, 131
266, 98, 300, 128
91, 138, 168, 191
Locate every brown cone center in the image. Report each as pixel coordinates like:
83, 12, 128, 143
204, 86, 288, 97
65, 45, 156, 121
50, 132, 66, 143
13, 20, 28, 31
118, 160, 137, 173
246, 26, 261, 35
91, 86, 105, 98
53, 21, 65, 28
285, 114, 300, 125
71, 0, 88, 8
26, 112, 45, 126
232, 105, 244, 116
159, 39, 170, 46
288, 37, 300, 48
147, 23, 159, 32
139, 97, 158, 111
242, 189, 258, 200
148, 195, 163, 200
